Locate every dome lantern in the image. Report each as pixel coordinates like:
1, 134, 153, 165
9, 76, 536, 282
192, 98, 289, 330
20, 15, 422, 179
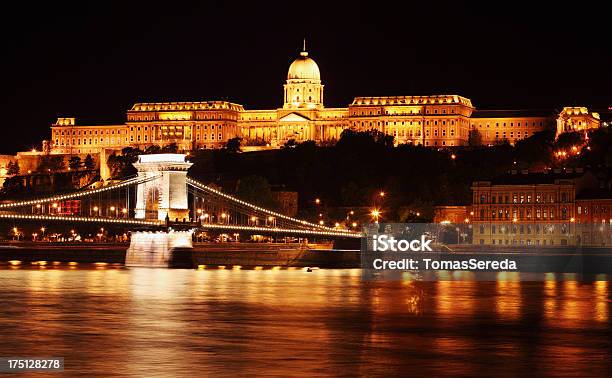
283, 41, 324, 109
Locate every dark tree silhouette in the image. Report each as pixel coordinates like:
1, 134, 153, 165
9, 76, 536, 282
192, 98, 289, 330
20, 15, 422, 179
225, 137, 243, 153
235, 175, 279, 210
468, 129, 482, 146
84, 154, 95, 170
6, 161, 20, 175
68, 156, 82, 170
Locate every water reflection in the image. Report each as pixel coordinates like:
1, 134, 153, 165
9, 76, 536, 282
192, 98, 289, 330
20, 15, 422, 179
0, 268, 610, 376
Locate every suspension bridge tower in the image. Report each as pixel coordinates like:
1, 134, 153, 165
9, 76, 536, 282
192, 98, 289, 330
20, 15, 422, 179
133, 154, 193, 222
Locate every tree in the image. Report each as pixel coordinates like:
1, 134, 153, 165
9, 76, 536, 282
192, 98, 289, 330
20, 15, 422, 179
144, 145, 162, 155
235, 175, 279, 210
555, 131, 584, 151
84, 154, 95, 170
514, 130, 554, 168
283, 139, 297, 148
225, 137, 243, 153
107, 147, 141, 179
161, 143, 178, 153
6, 161, 20, 175
2, 176, 25, 195
38, 155, 65, 172
468, 129, 482, 146
68, 156, 82, 170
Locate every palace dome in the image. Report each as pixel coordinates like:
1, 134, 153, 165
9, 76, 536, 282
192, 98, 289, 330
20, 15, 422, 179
287, 51, 320, 81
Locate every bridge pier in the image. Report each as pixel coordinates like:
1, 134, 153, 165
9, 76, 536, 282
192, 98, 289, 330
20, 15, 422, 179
125, 230, 194, 268
133, 154, 193, 222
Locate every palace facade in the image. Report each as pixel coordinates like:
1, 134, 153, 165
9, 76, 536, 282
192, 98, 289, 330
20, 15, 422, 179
48, 46, 601, 156
470, 169, 612, 247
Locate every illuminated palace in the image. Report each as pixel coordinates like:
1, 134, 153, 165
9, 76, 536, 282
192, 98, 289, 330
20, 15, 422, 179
48, 46, 602, 156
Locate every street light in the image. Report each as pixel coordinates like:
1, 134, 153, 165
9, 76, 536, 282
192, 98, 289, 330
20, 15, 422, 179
379, 191, 385, 198
371, 209, 381, 223
315, 198, 321, 205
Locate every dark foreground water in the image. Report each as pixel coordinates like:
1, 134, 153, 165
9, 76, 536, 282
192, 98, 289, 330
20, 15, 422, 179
1, 266, 611, 377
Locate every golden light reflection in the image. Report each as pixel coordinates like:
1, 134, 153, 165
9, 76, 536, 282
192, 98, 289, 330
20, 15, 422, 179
594, 281, 608, 323
496, 280, 521, 321
543, 279, 558, 321
560, 281, 580, 326
436, 280, 476, 318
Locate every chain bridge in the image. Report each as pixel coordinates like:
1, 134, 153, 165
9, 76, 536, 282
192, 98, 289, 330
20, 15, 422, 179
0, 154, 360, 240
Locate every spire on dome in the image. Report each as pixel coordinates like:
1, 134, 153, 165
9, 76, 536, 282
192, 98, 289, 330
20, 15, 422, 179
301, 38, 308, 57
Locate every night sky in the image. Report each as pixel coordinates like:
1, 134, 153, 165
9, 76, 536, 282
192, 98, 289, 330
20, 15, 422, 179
1, 1, 610, 153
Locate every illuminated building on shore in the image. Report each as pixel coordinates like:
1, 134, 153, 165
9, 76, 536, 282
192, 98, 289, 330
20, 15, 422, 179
575, 189, 612, 246
556, 107, 601, 136
470, 169, 612, 247
45, 45, 601, 157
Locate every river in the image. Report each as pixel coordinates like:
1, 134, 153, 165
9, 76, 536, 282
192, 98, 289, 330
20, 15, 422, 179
1, 266, 610, 376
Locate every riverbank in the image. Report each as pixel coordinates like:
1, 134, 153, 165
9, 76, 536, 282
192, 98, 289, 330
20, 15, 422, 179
0, 242, 361, 268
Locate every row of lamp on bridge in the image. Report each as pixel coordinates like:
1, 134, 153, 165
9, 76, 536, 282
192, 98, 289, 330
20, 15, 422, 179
32, 203, 130, 218
195, 209, 277, 227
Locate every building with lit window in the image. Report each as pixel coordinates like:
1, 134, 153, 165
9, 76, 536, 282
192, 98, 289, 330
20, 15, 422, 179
470, 169, 601, 246
556, 107, 601, 137
470, 110, 553, 145
43, 45, 601, 158
575, 188, 612, 246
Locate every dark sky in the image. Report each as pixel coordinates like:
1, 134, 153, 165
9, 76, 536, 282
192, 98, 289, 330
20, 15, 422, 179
1, 1, 610, 153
